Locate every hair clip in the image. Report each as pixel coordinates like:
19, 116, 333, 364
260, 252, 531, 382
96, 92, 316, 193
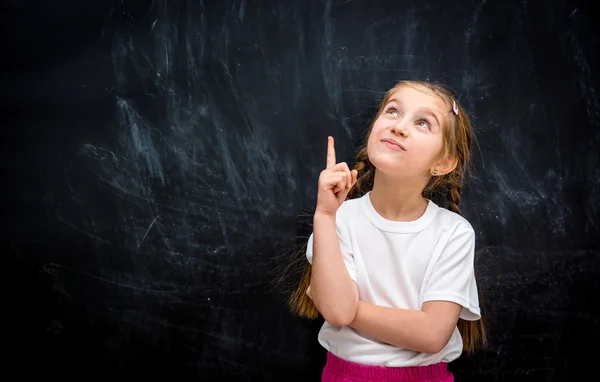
452, 99, 459, 115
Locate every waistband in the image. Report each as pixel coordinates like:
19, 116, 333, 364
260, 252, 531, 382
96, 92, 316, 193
324, 352, 452, 381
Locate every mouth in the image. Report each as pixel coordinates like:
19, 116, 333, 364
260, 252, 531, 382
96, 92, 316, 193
380, 138, 406, 151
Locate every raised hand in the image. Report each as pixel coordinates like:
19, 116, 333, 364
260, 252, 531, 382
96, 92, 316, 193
315, 136, 358, 216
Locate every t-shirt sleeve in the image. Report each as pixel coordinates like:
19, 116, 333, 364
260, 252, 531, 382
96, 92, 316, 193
305, 217, 358, 284
422, 223, 481, 321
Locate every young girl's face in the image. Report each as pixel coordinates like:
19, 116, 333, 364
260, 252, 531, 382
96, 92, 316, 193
367, 86, 449, 182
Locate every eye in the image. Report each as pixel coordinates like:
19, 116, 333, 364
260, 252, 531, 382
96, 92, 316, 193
416, 119, 431, 129
386, 107, 400, 118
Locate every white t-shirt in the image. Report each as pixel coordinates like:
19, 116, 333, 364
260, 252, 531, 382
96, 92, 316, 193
306, 191, 481, 367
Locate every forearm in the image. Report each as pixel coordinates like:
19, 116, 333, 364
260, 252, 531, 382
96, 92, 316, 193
311, 212, 359, 326
349, 301, 443, 354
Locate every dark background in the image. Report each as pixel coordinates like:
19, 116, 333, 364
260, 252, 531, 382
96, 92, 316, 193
2, 0, 599, 381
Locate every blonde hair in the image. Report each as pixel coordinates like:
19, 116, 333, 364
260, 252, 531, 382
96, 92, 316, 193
289, 80, 487, 354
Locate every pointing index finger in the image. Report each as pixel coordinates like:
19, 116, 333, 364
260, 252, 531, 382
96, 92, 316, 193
327, 136, 336, 169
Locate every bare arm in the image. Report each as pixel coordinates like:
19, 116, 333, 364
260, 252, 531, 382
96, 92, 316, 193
348, 300, 462, 354
310, 212, 359, 326
309, 137, 359, 327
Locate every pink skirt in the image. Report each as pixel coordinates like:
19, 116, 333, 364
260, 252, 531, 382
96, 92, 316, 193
322, 352, 454, 382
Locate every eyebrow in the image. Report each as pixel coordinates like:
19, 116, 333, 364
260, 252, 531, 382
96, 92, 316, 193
386, 98, 441, 126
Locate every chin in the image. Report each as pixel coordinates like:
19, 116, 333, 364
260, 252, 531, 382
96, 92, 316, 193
367, 147, 404, 175
367, 146, 427, 180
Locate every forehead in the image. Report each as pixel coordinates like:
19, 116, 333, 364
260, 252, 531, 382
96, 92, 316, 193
387, 86, 448, 113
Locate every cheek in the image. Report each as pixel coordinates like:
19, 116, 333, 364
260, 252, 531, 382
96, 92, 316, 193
371, 117, 386, 132
418, 139, 445, 165
366, 124, 380, 145
368, 120, 385, 142
428, 136, 445, 153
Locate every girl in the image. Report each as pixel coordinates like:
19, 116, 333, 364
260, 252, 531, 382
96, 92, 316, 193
289, 80, 486, 381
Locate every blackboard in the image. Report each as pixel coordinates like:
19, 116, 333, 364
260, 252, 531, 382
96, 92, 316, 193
2, 0, 599, 381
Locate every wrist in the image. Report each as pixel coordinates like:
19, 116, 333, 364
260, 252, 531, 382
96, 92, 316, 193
314, 210, 336, 222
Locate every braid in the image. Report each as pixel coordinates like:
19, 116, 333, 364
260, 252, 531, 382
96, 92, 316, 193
347, 147, 374, 200
288, 258, 319, 319
443, 174, 488, 354
447, 182, 462, 215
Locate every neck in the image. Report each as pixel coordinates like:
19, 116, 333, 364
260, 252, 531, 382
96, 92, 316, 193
369, 170, 429, 222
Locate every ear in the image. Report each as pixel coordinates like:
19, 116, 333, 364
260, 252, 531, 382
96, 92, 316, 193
430, 155, 458, 177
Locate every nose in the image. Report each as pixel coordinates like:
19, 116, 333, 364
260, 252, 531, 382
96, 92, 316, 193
390, 119, 408, 137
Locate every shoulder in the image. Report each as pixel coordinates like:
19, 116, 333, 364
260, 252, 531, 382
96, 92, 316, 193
337, 195, 364, 218
431, 203, 475, 237
428, 206, 477, 263
333, 195, 364, 230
